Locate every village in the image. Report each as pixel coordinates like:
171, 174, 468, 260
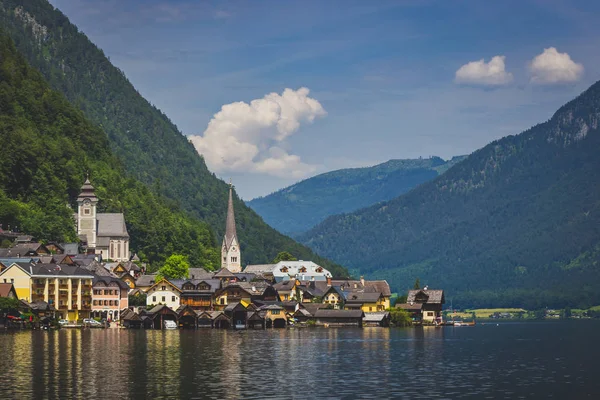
0, 179, 445, 330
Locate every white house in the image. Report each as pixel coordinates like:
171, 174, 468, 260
145, 278, 181, 310
271, 261, 332, 282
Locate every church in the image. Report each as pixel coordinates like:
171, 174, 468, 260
75, 178, 130, 262
221, 183, 242, 273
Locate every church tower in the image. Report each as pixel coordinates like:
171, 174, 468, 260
221, 183, 241, 272
76, 177, 98, 249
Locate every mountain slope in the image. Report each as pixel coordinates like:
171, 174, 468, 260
248, 156, 466, 236
0, 31, 218, 267
0, 0, 348, 276
301, 81, 600, 309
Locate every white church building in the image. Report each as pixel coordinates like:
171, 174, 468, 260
75, 178, 130, 261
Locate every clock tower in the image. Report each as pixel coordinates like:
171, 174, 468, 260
76, 177, 98, 249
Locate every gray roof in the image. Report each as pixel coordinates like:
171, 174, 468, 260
213, 268, 236, 278
314, 309, 364, 318
97, 213, 129, 237
243, 264, 275, 274
23, 263, 95, 277
363, 311, 390, 322
345, 292, 383, 303
188, 268, 213, 280
135, 274, 158, 287
171, 278, 221, 293
93, 276, 129, 289
407, 289, 445, 304
81, 260, 114, 277
60, 243, 80, 255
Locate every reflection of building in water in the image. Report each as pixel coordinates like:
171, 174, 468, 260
9, 332, 33, 395
220, 332, 242, 400
145, 331, 181, 397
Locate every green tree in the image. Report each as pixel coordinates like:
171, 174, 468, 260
394, 295, 408, 306
413, 278, 421, 290
156, 254, 190, 280
273, 251, 297, 263
389, 308, 412, 327
128, 292, 147, 307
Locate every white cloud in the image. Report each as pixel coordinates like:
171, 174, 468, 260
189, 87, 326, 178
529, 47, 583, 84
455, 55, 513, 86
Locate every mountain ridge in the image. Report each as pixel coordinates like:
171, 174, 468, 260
301, 80, 600, 309
248, 156, 466, 236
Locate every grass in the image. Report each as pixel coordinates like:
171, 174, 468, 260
447, 308, 527, 319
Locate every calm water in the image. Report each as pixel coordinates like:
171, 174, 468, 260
0, 320, 598, 399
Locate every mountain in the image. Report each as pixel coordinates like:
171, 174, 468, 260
301, 81, 600, 309
248, 156, 466, 236
0, 0, 348, 277
0, 31, 219, 267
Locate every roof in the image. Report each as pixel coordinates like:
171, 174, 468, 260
0, 283, 16, 298
314, 309, 364, 318
363, 312, 390, 322
213, 268, 236, 278
81, 261, 114, 277
60, 243, 80, 256
135, 274, 158, 287
97, 213, 129, 238
407, 289, 445, 304
345, 292, 383, 303
243, 264, 275, 274
397, 303, 423, 311
147, 304, 178, 315
171, 278, 221, 293
330, 279, 392, 297
273, 280, 295, 291
77, 178, 99, 202
223, 186, 239, 250
299, 303, 325, 316
17, 263, 95, 278
272, 260, 332, 281
93, 276, 130, 289
188, 268, 213, 280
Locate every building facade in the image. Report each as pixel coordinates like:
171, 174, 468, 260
75, 178, 130, 261
91, 277, 130, 321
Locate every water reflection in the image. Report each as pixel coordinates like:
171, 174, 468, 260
1, 323, 600, 399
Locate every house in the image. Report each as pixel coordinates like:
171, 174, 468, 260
344, 292, 387, 312
271, 260, 332, 282
120, 308, 143, 329
214, 283, 253, 310
405, 288, 445, 324
0, 263, 94, 321
176, 279, 220, 310
91, 277, 130, 321
135, 274, 159, 292
176, 304, 198, 329
243, 264, 275, 281
146, 304, 179, 329
363, 311, 391, 327
322, 285, 346, 308
313, 309, 364, 327
145, 278, 182, 310
224, 300, 254, 330
272, 280, 298, 302
260, 304, 287, 328
330, 277, 392, 310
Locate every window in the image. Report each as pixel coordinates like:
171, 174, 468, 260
104, 300, 108, 306
152, 296, 156, 302
272, 310, 280, 315
427, 312, 434, 317
231, 257, 237, 263
223, 257, 226, 262
284, 295, 289, 300
369, 307, 373, 311
172, 296, 175, 302
84, 208, 90, 215
220, 298, 225, 305
11, 278, 14, 283
162, 296, 166, 302
162, 286, 166, 291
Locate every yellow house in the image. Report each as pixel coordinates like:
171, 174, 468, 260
0, 263, 32, 300
0, 262, 94, 321
322, 286, 345, 308
344, 292, 388, 312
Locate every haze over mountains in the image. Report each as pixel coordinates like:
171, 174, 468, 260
301, 80, 600, 309
0, 0, 347, 277
248, 156, 466, 236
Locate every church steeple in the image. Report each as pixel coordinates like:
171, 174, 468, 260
221, 182, 241, 272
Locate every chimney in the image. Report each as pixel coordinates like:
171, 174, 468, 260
360, 276, 365, 286
327, 276, 332, 286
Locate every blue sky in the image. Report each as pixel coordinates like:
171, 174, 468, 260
49, 0, 600, 199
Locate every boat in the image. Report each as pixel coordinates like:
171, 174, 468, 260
453, 320, 476, 326
163, 320, 178, 330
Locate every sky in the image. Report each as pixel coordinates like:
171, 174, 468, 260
49, 0, 600, 199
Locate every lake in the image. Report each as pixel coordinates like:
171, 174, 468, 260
0, 320, 598, 399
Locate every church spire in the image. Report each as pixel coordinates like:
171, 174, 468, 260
225, 182, 238, 247
222, 182, 241, 272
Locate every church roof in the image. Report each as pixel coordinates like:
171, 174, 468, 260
77, 178, 98, 202
223, 185, 238, 249
97, 213, 129, 238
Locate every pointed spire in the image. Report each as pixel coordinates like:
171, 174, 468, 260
77, 175, 98, 202
224, 183, 238, 248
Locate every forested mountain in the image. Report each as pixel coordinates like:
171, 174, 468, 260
0, 0, 348, 276
301, 81, 600, 309
0, 32, 218, 267
248, 156, 466, 236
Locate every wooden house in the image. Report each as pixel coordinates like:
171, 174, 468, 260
405, 288, 445, 324
176, 304, 198, 329
314, 309, 364, 327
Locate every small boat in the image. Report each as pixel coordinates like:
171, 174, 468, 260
453, 320, 475, 327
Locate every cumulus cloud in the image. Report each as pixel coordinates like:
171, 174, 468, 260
455, 55, 513, 86
529, 47, 583, 84
189, 87, 326, 178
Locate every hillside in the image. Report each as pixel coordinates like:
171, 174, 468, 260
0, 32, 218, 267
0, 0, 348, 276
301, 81, 600, 309
248, 156, 466, 236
